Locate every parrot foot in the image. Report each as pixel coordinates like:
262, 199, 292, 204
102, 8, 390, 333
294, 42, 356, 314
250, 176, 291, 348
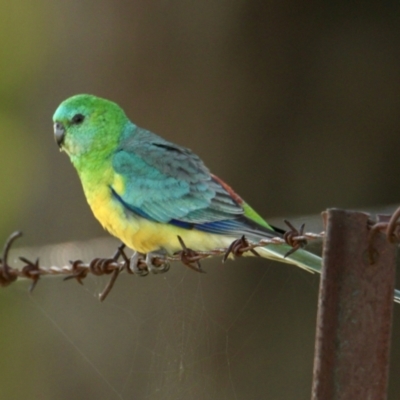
175, 236, 205, 273
223, 235, 259, 262
145, 252, 170, 274
128, 251, 170, 275
283, 220, 307, 257
129, 252, 149, 276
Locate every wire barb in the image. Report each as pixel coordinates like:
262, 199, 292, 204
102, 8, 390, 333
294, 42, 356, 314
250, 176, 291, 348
19, 256, 40, 292
175, 236, 205, 273
0, 228, 324, 300
0, 231, 22, 287
223, 235, 260, 262
283, 219, 307, 257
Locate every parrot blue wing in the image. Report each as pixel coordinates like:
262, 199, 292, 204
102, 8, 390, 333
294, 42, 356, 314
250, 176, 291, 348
113, 125, 242, 221
112, 124, 280, 239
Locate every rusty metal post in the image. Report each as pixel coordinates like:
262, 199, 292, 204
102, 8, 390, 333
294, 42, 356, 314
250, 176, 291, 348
312, 209, 396, 400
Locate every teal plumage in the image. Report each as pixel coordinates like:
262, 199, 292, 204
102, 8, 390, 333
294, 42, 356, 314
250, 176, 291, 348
52, 95, 321, 270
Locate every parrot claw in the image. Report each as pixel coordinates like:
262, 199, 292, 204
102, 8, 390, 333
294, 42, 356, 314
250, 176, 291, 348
145, 252, 170, 274
129, 251, 170, 275
129, 252, 149, 276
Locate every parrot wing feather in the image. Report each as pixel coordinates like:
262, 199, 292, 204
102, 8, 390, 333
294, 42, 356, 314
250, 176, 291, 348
112, 126, 243, 223
111, 126, 280, 238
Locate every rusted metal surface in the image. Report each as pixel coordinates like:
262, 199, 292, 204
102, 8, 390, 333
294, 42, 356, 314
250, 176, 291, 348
312, 209, 396, 400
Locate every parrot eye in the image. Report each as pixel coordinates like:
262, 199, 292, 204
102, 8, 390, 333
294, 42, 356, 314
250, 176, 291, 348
71, 113, 85, 125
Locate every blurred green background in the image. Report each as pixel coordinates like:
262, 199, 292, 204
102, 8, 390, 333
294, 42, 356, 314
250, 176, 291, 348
1, 1, 400, 399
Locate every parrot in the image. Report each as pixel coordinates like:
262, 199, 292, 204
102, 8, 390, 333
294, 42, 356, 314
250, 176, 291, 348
53, 94, 400, 301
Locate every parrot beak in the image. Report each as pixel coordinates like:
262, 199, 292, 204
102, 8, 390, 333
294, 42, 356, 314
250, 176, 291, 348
54, 122, 65, 147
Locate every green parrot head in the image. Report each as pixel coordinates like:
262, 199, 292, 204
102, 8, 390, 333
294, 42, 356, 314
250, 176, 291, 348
53, 94, 129, 160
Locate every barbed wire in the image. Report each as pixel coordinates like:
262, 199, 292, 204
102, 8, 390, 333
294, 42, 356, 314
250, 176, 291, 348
0, 224, 325, 301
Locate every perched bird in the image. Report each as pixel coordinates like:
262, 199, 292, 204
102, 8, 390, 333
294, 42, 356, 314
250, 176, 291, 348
53, 94, 321, 274
52, 94, 400, 303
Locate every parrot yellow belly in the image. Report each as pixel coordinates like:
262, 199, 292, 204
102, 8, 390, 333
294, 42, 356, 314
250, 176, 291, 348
84, 183, 234, 254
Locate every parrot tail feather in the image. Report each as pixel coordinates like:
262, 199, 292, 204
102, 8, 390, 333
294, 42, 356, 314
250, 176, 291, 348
255, 245, 322, 274
255, 244, 400, 303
